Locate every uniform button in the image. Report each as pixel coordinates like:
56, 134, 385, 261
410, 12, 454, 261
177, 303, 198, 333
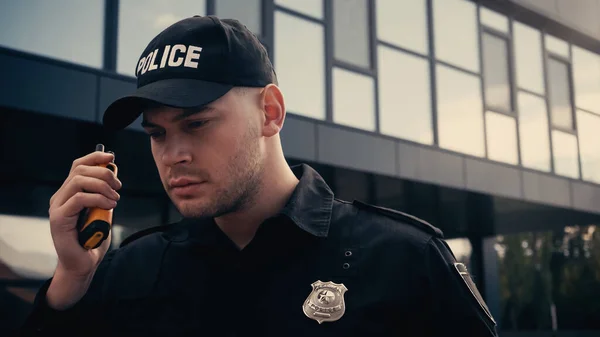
343, 263, 350, 269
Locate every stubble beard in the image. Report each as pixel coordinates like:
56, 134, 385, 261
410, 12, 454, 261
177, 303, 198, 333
175, 127, 264, 220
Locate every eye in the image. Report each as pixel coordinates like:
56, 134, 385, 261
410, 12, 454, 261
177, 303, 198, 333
148, 130, 165, 140
187, 120, 207, 129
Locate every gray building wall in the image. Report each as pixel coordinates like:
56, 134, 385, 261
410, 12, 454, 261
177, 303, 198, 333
511, 0, 600, 42
2, 47, 600, 216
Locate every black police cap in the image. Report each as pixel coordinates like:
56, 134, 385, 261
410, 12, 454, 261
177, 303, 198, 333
102, 15, 275, 130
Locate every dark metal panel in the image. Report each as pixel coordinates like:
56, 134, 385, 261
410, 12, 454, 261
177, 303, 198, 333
396, 142, 421, 181
280, 115, 317, 161
570, 181, 600, 213
522, 170, 571, 207
0, 53, 97, 122
397, 143, 466, 189
97, 76, 136, 124
418, 147, 465, 189
465, 158, 523, 199
511, 0, 559, 14
316, 125, 396, 176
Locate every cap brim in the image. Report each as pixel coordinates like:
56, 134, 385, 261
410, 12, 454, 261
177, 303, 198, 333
102, 78, 234, 130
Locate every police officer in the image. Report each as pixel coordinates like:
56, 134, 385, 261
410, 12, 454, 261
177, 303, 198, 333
16, 15, 498, 336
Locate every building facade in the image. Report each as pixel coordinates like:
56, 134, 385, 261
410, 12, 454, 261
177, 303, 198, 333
1, 0, 599, 335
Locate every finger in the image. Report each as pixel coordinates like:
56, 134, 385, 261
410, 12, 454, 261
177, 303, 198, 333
53, 151, 116, 203
72, 165, 121, 190
59, 192, 117, 219
70, 151, 115, 174
54, 175, 120, 208
52, 165, 122, 209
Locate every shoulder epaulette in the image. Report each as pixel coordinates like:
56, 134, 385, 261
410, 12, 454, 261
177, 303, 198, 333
352, 200, 444, 238
118, 224, 173, 248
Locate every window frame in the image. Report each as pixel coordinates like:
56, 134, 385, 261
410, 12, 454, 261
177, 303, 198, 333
546, 53, 577, 134
478, 10, 522, 165
480, 27, 516, 117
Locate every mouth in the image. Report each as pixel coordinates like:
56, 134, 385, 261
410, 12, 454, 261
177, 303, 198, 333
168, 178, 205, 195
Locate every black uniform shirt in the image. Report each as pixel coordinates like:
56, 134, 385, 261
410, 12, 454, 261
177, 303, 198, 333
18, 164, 498, 337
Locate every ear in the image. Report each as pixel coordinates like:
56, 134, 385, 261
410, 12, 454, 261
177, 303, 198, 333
260, 84, 286, 137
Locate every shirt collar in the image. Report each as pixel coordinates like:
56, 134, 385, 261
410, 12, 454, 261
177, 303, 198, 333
278, 164, 334, 238
174, 163, 334, 244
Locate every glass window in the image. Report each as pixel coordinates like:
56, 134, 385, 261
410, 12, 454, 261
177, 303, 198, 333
376, 0, 428, 55
436, 65, 485, 157
518, 92, 551, 172
480, 7, 509, 33
117, 0, 207, 76
0, 0, 104, 68
547, 58, 574, 130
332, 67, 376, 131
482, 32, 512, 112
446, 238, 473, 271
513, 22, 545, 95
552, 130, 580, 179
495, 226, 600, 330
215, 0, 262, 35
577, 110, 600, 184
433, 0, 479, 73
377, 46, 433, 144
333, 0, 370, 68
274, 12, 325, 120
545, 35, 569, 58
572, 46, 600, 114
485, 111, 519, 165
0, 215, 57, 280
275, 0, 323, 19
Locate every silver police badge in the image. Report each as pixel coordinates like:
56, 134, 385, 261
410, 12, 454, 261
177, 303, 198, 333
302, 280, 348, 324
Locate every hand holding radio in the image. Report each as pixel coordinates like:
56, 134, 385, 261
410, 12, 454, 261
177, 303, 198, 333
46, 144, 121, 309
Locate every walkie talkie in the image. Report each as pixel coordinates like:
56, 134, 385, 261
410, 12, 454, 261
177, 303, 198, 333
77, 144, 118, 250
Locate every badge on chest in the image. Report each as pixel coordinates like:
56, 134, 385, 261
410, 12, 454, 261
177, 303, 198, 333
302, 280, 348, 324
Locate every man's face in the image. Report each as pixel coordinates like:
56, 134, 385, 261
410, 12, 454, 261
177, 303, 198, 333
141, 88, 266, 219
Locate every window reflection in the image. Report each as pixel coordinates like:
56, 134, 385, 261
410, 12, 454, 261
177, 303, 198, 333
513, 22, 545, 95
433, 0, 479, 73
552, 130, 580, 179
332, 67, 375, 131
275, 0, 323, 19
495, 225, 600, 330
518, 92, 551, 172
446, 237, 473, 271
117, 0, 207, 76
377, 46, 433, 144
274, 11, 325, 120
333, 0, 370, 68
576, 110, 600, 184
485, 111, 519, 165
0, 0, 104, 68
482, 33, 512, 112
436, 64, 485, 157
215, 0, 262, 35
547, 58, 574, 130
572, 46, 600, 114
376, 0, 428, 55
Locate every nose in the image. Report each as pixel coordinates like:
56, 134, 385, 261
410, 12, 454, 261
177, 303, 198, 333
161, 136, 192, 166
